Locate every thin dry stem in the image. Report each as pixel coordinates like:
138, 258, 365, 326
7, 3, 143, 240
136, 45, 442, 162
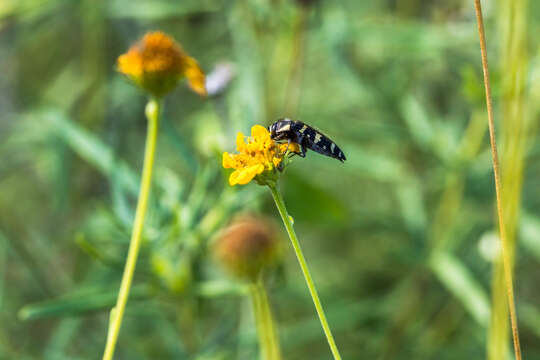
473, 1, 522, 359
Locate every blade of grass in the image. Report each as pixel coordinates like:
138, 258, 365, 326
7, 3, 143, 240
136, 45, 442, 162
473, 1, 522, 359
489, 0, 530, 357
0, 231, 6, 311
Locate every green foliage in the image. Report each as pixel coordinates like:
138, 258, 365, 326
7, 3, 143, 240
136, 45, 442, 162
1, 0, 540, 359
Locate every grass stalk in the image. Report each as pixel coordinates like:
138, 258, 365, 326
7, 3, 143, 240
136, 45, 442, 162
283, 6, 307, 117
488, 0, 529, 358
102, 98, 161, 360
472, 1, 522, 359
268, 183, 342, 360
249, 279, 282, 360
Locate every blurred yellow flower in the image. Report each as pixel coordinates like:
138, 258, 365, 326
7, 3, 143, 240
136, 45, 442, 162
223, 125, 300, 186
117, 31, 206, 97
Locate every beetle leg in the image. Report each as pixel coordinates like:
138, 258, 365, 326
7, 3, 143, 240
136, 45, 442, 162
298, 140, 307, 158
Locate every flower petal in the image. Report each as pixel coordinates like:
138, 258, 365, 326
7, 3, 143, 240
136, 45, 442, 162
236, 132, 246, 152
252, 164, 265, 175
222, 152, 235, 169
229, 170, 242, 186
251, 125, 270, 139
236, 171, 254, 185
230, 169, 251, 185
184, 56, 207, 96
232, 164, 265, 185
289, 142, 301, 153
117, 52, 143, 78
279, 142, 300, 154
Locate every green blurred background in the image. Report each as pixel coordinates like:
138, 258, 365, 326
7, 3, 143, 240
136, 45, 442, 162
2, 0, 540, 359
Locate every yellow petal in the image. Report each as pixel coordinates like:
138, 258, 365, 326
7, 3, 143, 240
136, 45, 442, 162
251, 125, 270, 139
222, 152, 235, 169
279, 142, 300, 154
184, 56, 207, 96
230, 169, 250, 185
235, 132, 247, 152
117, 53, 143, 78
236, 171, 254, 185
235, 164, 265, 186
272, 157, 281, 168
289, 142, 300, 153
252, 163, 265, 175
229, 170, 241, 186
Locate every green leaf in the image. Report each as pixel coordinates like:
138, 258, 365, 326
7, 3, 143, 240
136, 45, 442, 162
45, 110, 139, 194
519, 303, 540, 339
395, 177, 427, 235
333, 142, 406, 182
519, 212, 540, 261
283, 172, 347, 224
19, 285, 152, 320
430, 251, 490, 326
400, 95, 434, 150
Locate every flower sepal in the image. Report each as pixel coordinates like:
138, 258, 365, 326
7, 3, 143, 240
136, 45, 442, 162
254, 168, 279, 187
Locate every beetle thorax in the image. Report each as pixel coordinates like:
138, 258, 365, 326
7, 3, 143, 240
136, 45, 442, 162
274, 119, 292, 133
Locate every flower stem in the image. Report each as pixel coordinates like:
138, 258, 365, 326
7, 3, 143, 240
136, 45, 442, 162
473, 2, 522, 360
102, 98, 161, 360
249, 279, 282, 360
268, 183, 342, 360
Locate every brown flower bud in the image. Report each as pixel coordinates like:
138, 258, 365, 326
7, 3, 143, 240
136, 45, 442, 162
215, 216, 281, 281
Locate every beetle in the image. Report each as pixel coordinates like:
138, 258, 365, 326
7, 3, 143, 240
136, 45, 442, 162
268, 118, 346, 162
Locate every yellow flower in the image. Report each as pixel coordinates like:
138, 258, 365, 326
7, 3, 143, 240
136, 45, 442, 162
117, 31, 206, 97
222, 125, 300, 186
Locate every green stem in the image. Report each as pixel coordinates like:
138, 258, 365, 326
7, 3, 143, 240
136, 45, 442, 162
268, 183, 342, 360
249, 280, 282, 360
102, 98, 161, 360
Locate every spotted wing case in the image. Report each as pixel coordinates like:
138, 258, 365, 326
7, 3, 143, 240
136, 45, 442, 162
290, 121, 346, 162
